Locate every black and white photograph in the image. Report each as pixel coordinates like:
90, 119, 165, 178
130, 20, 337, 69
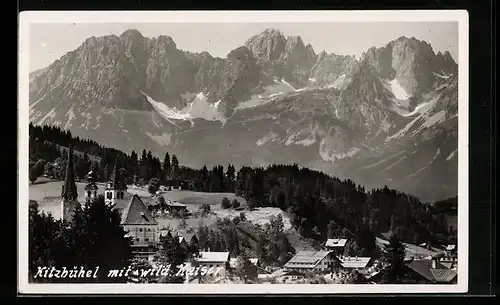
18, 11, 469, 294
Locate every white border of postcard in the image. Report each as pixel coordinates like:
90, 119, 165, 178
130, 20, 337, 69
18, 10, 469, 294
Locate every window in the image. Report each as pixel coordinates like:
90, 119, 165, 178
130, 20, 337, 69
87, 191, 91, 197
136, 238, 139, 242
139, 228, 143, 232
106, 192, 112, 200
148, 228, 151, 232
145, 238, 149, 242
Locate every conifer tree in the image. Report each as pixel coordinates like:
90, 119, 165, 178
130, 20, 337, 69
163, 152, 171, 181
384, 232, 406, 283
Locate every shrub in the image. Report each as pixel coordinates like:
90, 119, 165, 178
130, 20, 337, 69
148, 178, 161, 195
221, 197, 231, 209
199, 203, 211, 216
239, 212, 246, 221
232, 199, 240, 209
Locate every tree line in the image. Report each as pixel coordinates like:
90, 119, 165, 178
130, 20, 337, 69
29, 123, 456, 248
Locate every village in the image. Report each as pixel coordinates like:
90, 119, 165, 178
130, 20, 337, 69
28, 147, 458, 285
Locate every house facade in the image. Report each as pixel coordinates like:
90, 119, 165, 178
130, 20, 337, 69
193, 251, 230, 279
117, 194, 160, 261
163, 180, 185, 191
284, 250, 341, 273
325, 238, 348, 255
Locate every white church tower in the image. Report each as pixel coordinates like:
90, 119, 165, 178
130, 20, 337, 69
104, 156, 127, 207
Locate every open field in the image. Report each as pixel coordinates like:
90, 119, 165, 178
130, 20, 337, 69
29, 181, 246, 220
376, 236, 444, 259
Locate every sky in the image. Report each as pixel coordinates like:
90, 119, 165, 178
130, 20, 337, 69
29, 22, 458, 72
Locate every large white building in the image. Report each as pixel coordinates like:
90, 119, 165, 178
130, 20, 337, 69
284, 250, 341, 273
193, 251, 230, 279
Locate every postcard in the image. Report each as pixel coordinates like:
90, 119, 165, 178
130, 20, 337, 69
18, 10, 469, 294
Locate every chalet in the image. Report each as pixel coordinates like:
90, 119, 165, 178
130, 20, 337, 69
404, 258, 458, 284
163, 180, 185, 191
325, 238, 348, 255
194, 252, 231, 279
284, 250, 341, 273
166, 201, 188, 213
339, 256, 373, 270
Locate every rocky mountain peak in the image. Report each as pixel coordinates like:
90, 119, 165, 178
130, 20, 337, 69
244, 28, 287, 62
120, 29, 145, 41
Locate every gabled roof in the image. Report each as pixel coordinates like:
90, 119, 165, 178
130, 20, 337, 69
167, 201, 187, 207
120, 194, 158, 225
195, 252, 230, 263
340, 257, 372, 269
284, 250, 335, 269
429, 269, 457, 282
325, 238, 348, 248
405, 259, 448, 282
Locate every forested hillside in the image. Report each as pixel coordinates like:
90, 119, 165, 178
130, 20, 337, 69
29, 123, 456, 247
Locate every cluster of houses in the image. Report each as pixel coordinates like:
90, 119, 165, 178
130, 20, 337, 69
52, 147, 458, 284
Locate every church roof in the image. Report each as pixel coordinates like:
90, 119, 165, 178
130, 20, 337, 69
120, 194, 158, 226
84, 183, 98, 190
108, 157, 127, 190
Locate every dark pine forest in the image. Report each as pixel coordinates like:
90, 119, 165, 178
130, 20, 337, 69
29, 123, 457, 248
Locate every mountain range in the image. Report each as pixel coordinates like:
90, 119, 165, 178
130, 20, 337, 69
29, 28, 459, 202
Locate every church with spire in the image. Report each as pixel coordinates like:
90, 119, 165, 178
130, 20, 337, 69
60, 144, 81, 223
58, 147, 160, 260
104, 156, 128, 208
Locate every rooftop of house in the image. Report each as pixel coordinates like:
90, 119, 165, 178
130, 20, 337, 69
167, 201, 187, 207
195, 251, 230, 263
284, 250, 334, 269
339, 256, 372, 269
405, 259, 456, 283
325, 238, 348, 248
119, 194, 158, 226
445, 245, 457, 251
229, 258, 259, 268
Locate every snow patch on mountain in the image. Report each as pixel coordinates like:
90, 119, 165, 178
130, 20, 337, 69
64, 107, 76, 130
446, 148, 458, 161
363, 151, 406, 169
256, 132, 279, 146
143, 92, 224, 123
38, 108, 57, 125
236, 80, 295, 110
296, 134, 316, 146
388, 79, 411, 101
433, 71, 453, 79
385, 155, 407, 171
386, 96, 441, 141
325, 74, 347, 89
319, 139, 359, 163
281, 78, 297, 91
145, 132, 172, 147
409, 148, 441, 177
